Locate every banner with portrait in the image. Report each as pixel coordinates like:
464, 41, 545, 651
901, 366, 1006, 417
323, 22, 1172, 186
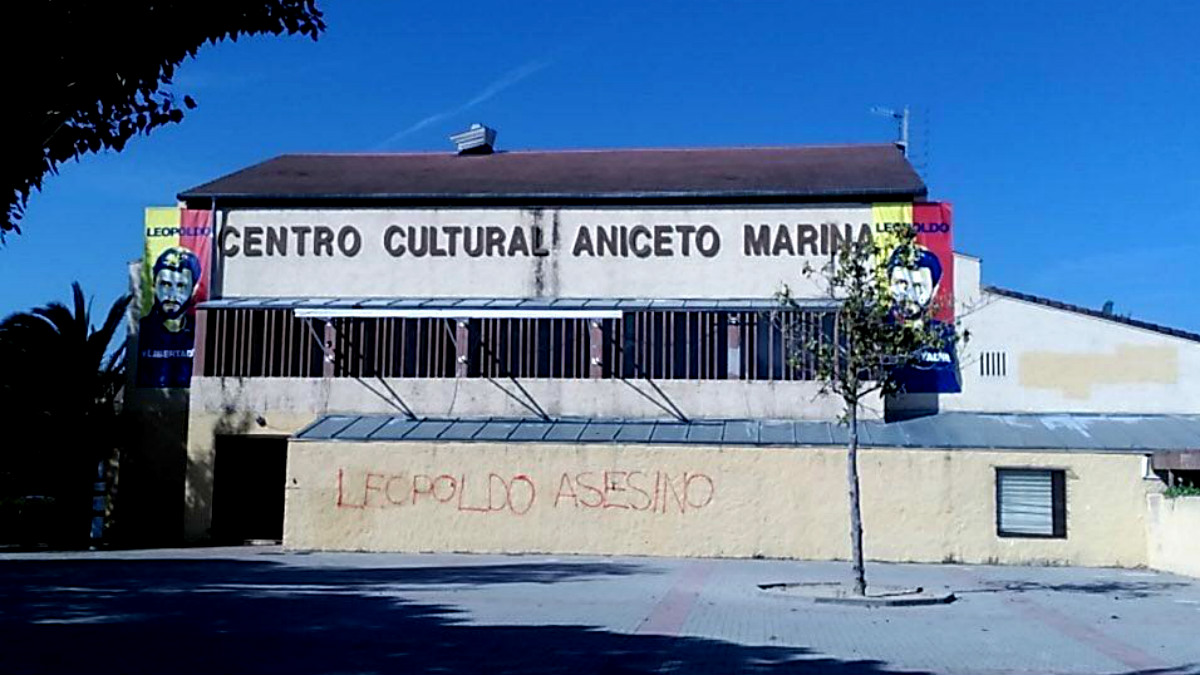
871, 202, 959, 393
136, 207, 213, 388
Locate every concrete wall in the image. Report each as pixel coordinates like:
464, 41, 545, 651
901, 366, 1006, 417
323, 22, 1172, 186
190, 377, 863, 422
1146, 494, 1200, 578
284, 441, 1150, 567
183, 376, 868, 539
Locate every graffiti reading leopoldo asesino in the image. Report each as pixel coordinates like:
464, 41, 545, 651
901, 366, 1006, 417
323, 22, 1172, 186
336, 467, 716, 516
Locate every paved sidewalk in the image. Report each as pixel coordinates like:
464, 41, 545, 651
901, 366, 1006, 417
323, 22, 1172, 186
1, 547, 1197, 674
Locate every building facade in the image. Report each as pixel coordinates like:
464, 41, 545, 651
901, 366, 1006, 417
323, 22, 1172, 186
126, 140, 1200, 569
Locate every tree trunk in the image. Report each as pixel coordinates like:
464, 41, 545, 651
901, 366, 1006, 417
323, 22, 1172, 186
847, 399, 867, 595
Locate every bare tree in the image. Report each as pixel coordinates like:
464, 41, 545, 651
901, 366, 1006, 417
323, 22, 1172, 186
776, 224, 967, 595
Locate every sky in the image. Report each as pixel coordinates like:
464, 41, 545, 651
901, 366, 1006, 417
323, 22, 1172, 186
3, 0, 1199, 333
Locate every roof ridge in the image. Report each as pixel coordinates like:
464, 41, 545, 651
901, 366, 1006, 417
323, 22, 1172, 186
984, 285, 1200, 343
278, 143, 902, 158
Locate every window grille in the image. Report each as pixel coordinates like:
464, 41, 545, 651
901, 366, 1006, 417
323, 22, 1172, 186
980, 350, 1008, 377
996, 468, 1066, 538
200, 308, 834, 381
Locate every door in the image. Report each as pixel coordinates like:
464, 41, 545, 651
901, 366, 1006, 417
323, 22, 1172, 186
211, 435, 287, 543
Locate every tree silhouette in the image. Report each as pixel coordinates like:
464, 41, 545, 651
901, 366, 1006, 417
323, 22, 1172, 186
4, 1, 325, 237
0, 283, 131, 545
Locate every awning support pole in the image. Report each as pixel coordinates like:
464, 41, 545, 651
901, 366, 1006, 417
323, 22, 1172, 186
604, 320, 689, 423
441, 320, 550, 421
305, 318, 419, 420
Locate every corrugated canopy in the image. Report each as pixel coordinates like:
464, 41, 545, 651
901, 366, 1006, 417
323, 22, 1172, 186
294, 412, 1200, 453
200, 296, 835, 318
178, 144, 926, 205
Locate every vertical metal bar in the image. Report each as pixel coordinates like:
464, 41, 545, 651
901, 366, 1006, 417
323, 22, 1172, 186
746, 313, 755, 380
234, 309, 244, 377
298, 313, 306, 378
209, 310, 219, 376
726, 315, 741, 380
700, 312, 710, 379
437, 318, 446, 376
384, 318, 393, 377
266, 311, 276, 377
230, 310, 240, 376
323, 321, 335, 378
399, 318, 408, 377
526, 318, 533, 378
560, 318, 567, 378
784, 311, 792, 381
245, 310, 255, 377
686, 312, 693, 379
455, 320, 469, 378
284, 311, 293, 376
243, 310, 253, 377
193, 309, 208, 378
665, 312, 673, 379
416, 318, 426, 377
589, 319, 603, 378
260, 311, 270, 377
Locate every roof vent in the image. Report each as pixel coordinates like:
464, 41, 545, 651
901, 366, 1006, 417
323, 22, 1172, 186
449, 123, 497, 155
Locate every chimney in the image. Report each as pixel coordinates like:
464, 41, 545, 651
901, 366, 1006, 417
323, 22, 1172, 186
449, 123, 497, 155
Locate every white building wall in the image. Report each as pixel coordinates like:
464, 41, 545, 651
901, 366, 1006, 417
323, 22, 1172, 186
943, 255, 1200, 415
217, 206, 872, 300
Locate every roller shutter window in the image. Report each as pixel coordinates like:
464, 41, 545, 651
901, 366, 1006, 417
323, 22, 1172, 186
996, 468, 1066, 538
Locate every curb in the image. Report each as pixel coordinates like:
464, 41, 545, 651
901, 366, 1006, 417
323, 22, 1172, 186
758, 582, 957, 607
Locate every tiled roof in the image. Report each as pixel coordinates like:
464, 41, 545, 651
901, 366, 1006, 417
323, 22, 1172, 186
179, 144, 926, 205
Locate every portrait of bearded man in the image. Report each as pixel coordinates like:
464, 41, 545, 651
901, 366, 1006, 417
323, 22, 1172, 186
137, 246, 202, 388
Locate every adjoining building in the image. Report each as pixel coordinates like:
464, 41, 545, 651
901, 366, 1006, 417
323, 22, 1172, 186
125, 132, 1200, 571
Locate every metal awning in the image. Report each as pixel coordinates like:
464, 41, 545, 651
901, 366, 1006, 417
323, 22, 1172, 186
199, 296, 835, 319
293, 412, 1200, 453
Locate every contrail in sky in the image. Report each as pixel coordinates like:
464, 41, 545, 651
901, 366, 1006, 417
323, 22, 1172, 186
377, 58, 552, 148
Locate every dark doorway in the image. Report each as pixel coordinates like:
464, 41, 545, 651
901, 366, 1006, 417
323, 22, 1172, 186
211, 435, 287, 543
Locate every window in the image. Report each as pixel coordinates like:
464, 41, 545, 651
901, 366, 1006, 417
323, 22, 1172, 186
201, 308, 835, 381
980, 350, 1007, 377
995, 468, 1066, 538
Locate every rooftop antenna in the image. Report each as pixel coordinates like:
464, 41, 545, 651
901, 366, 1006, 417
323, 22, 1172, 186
870, 105, 909, 157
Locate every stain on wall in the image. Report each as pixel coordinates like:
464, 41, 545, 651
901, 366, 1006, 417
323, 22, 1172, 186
1019, 344, 1179, 399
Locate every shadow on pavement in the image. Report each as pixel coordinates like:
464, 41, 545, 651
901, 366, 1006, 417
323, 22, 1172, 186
957, 579, 1189, 599
0, 557, 931, 675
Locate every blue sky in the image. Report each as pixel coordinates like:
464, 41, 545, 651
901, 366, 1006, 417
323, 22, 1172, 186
3, 0, 1198, 332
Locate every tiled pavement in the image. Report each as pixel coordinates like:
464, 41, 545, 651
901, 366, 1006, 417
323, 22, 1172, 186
1, 547, 1197, 674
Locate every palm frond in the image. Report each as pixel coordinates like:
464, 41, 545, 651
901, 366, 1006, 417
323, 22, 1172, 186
88, 294, 132, 367
71, 282, 88, 344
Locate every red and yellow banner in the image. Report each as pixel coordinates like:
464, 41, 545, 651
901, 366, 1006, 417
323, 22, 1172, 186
871, 202, 958, 393
136, 208, 212, 388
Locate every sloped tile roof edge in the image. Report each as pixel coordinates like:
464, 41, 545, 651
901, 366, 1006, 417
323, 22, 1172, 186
177, 143, 926, 202
984, 286, 1200, 344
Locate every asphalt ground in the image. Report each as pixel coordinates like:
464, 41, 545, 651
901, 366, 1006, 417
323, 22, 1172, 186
0, 547, 1197, 674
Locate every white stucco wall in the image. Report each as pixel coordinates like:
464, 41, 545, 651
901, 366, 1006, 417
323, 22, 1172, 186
950, 292, 1200, 414
1146, 494, 1200, 578
887, 253, 1200, 415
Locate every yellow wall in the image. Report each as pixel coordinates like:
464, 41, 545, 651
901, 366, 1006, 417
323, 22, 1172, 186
185, 410, 315, 540
1146, 494, 1200, 578
284, 441, 1150, 567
